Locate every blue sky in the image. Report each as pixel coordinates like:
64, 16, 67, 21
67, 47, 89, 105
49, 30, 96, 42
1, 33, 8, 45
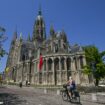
0, 0, 105, 72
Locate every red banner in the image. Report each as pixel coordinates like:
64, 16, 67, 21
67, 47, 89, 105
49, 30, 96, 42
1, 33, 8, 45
38, 54, 43, 71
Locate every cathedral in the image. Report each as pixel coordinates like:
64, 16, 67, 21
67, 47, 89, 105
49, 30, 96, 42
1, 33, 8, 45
5, 8, 89, 86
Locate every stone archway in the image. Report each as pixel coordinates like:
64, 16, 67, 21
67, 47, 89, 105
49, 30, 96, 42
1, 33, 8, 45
47, 58, 53, 84
48, 58, 52, 71
54, 58, 59, 85
61, 57, 65, 70
66, 57, 71, 80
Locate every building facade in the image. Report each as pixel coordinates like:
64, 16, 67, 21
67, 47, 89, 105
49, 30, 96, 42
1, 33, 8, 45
5, 8, 89, 86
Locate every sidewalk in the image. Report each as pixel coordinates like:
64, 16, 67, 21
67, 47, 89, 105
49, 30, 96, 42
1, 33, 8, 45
5, 85, 105, 104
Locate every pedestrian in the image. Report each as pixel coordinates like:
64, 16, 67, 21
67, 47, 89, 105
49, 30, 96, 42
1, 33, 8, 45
19, 81, 22, 88
26, 80, 28, 86
28, 81, 30, 86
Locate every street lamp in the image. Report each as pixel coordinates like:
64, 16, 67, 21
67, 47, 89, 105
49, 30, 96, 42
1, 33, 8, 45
91, 61, 99, 86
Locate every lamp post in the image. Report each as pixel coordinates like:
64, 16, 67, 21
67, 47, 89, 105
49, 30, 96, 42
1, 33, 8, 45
91, 62, 97, 80
91, 61, 96, 83
91, 61, 100, 86
91, 62, 98, 102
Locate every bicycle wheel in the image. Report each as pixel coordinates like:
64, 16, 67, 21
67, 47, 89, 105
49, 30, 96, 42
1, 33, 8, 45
76, 96, 80, 103
72, 96, 80, 103
62, 91, 68, 101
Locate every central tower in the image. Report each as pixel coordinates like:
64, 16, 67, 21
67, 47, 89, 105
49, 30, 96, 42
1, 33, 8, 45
32, 7, 46, 46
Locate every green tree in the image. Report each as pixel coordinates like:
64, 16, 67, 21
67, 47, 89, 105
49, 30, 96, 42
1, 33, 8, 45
0, 26, 7, 59
83, 45, 105, 86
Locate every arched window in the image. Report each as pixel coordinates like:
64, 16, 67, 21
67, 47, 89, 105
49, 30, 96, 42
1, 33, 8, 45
61, 57, 65, 70
54, 58, 59, 70
67, 58, 71, 70
80, 56, 83, 69
58, 40, 61, 47
48, 58, 52, 71
55, 44, 58, 52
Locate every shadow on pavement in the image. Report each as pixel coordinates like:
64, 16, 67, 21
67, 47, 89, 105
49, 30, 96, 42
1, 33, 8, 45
0, 93, 26, 105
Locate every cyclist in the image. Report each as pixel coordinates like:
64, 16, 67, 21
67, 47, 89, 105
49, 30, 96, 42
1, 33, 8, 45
67, 76, 76, 99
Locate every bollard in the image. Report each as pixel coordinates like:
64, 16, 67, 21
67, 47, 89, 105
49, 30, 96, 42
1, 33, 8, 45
44, 88, 47, 94
0, 102, 3, 105
92, 93, 97, 102
57, 89, 60, 95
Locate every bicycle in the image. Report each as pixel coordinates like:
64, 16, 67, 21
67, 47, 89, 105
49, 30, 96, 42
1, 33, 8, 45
61, 84, 80, 104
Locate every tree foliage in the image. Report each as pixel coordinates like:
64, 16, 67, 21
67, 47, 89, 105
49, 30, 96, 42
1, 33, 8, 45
0, 26, 7, 59
83, 45, 105, 86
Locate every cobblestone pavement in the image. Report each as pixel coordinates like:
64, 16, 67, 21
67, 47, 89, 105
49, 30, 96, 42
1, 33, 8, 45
0, 85, 105, 105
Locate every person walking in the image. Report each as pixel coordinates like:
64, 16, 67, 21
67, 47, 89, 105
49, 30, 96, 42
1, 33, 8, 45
26, 80, 28, 86
19, 81, 22, 88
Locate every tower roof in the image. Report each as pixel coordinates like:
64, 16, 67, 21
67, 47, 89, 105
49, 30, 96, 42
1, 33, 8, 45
36, 5, 43, 20
32, 6, 46, 41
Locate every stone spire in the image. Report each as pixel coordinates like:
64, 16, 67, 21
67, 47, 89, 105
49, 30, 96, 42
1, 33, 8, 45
19, 32, 23, 42
11, 28, 18, 46
12, 28, 17, 41
61, 30, 67, 42
50, 25, 56, 38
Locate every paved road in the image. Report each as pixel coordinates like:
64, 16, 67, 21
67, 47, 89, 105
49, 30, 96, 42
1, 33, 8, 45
0, 85, 105, 105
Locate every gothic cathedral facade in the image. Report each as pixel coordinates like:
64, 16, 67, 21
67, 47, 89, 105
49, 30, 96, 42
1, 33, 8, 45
5, 8, 89, 86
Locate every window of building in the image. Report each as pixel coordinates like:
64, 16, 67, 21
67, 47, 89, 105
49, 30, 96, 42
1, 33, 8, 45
61, 57, 65, 70
55, 44, 58, 52
54, 58, 59, 70
67, 58, 71, 70
48, 59, 52, 71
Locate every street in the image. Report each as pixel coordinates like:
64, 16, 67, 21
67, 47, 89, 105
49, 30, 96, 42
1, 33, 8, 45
0, 85, 105, 105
